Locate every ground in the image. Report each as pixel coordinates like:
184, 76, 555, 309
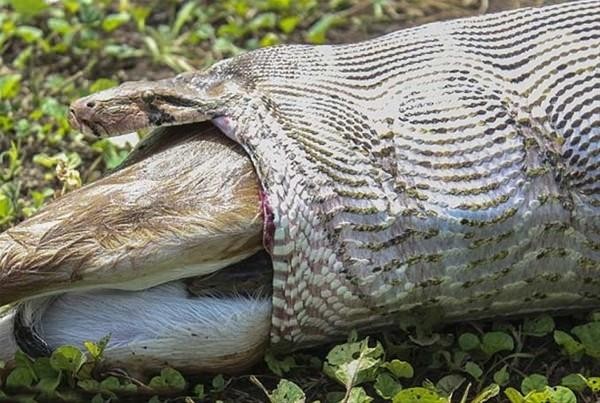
0, 0, 599, 402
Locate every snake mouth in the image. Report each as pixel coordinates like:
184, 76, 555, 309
68, 109, 113, 137
68, 101, 153, 138
0, 122, 274, 373
67, 75, 222, 138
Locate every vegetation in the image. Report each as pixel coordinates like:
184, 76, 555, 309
1, 0, 597, 402
1, 314, 600, 402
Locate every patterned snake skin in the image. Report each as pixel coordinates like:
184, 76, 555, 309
207, 1, 600, 349
74, 1, 600, 350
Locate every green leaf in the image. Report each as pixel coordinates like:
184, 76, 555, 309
481, 331, 514, 356
6, 367, 35, 389
131, 6, 151, 30
269, 379, 305, 403
560, 374, 587, 392
77, 379, 101, 393
523, 314, 555, 337
306, 14, 342, 44
249, 12, 277, 32
217, 21, 246, 40
326, 391, 345, 402
61, 0, 80, 13
50, 345, 86, 374
30, 188, 54, 209
571, 321, 600, 358
172, 2, 196, 36
347, 387, 373, 403
79, 2, 103, 24
392, 387, 447, 403
213, 37, 243, 57
13, 46, 34, 68
100, 377, 119, 391
374, 373, 402, 400
546, 386, 576, 403
260, 32, 280, 47
465, 361, 483, 379
148, 368, 186, 393
48, 17, 72, 34
193, 384, 205, 399
40, 97, 67, 120
265, 0, 291, 11
504, 387, 524, 403
279, 16, 300, 34
436, 374, 465, 396
458, 333, 480, 351
471, 383, 500, 403
9, 0, 48, 17
103, 44, 144, 59
0, 74, 21, 100
91, 394, 105, 403
323, 337, 384, 389
35, 370, 62, 394
92, 139, 130, 170
553, 330, 584, 358
252, 376, 305, 403
464, 362, 483, 379
102, 13, 130, 32
211, 374, 225, 393
32, 357, 60, 386
583, 376, 600, 393
15, 26, 43, 43
523, 386, 576, 403
14, 350, 36, 376
83, 335, 110, 361
520, 374, 548, 395
90, 78, 119, 92
98, 376, 136, 393
264, 351, 298, 376
493, 365, 510, 386
382, 359, 414, 379
0, 193, 13, 220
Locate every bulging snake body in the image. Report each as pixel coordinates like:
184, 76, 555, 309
60, 0, 600, 350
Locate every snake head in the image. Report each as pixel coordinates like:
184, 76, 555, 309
68, 71, 241, 137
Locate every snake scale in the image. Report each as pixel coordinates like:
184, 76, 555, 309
69, 1, 600, 350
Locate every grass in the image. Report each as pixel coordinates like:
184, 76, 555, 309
0, 0, 484, 231
0, 0, 598, 402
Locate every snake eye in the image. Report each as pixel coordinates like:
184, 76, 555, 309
141, 91, 155, 103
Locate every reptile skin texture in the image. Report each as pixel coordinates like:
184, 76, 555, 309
201, 1, 600, 349
71, 1, 599, 349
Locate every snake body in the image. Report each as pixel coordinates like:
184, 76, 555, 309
66, 1, 600, 350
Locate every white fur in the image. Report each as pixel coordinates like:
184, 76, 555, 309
0, 281, 272, 372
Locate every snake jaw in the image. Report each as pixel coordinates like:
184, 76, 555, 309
68, 82, 157, 137
68, 73, 242, 137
